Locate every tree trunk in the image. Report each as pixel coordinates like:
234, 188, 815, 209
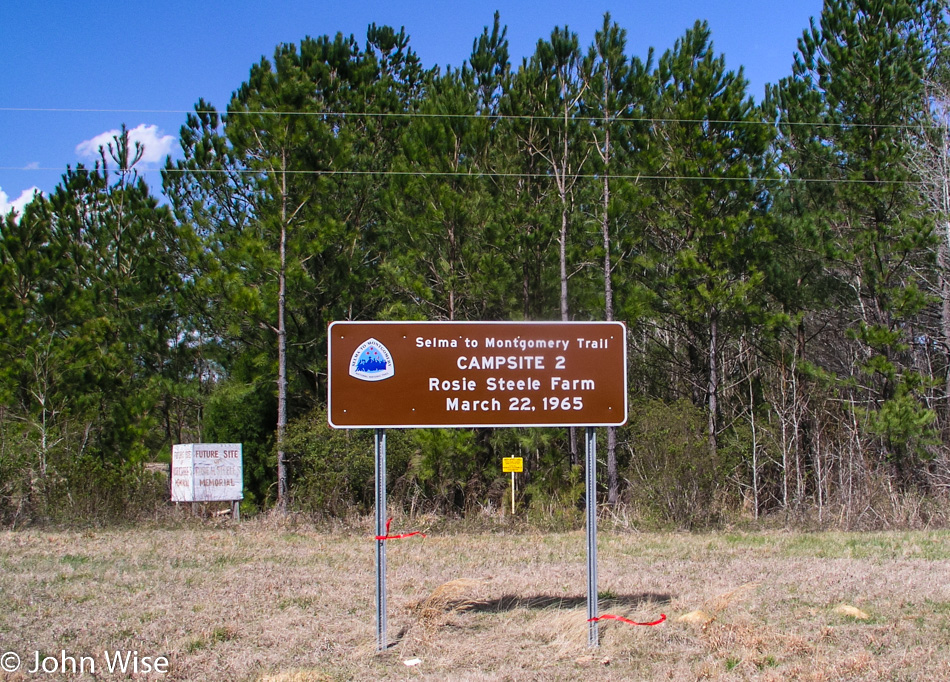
558, 105, 578, 467
750, 378, 759, 519
601, 125, 619, 505
707, 310, 719, 460
276, 158, 289, 514
448, 219, 456, 321
937, 123, 950, 428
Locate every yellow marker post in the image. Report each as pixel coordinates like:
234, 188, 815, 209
502, 457, 523, 514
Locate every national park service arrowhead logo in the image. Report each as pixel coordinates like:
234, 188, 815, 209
349, 338, 395, 382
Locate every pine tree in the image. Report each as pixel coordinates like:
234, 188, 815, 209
646, 21, 775, 460
582, 13, 655, 503
771, 0, 941, 488
164, 27, 423, 510
0, 128, 186, 515
381, 14, 514, 321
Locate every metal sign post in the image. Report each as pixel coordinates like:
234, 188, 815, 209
375, 429, 387, 652
586, 427, 599, 647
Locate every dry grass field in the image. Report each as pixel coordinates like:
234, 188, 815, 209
1, 518, 949, 680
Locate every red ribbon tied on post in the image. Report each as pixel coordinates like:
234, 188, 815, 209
588, 613, 667, 627
374, 518, 426, 541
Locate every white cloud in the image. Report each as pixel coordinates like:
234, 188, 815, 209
0, 186, 42, 222
75, 123, 176, 167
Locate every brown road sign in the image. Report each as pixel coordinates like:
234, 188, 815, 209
328, 321, 627, 428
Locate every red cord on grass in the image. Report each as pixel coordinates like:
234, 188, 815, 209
588, 613, 667, 627
374, 518, 426, 541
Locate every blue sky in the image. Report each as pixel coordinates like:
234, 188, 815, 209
0, 0, 824, 217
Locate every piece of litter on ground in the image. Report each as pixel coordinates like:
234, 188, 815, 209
834, 604, 870, 620
403, 658, 422, 667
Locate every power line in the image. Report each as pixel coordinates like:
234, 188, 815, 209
0, 107, 931, 130
0, 165, 930, 186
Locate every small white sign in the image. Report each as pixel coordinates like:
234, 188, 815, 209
171, 443, 243, 502
171, 444, 194, 502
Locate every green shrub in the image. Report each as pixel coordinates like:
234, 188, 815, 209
42, 456, 169, 523
284, 409, 413, 516
203, 380, 276, 508
622, 399, 724, 528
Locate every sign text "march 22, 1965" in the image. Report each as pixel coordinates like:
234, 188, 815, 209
327, 321, 627, 428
